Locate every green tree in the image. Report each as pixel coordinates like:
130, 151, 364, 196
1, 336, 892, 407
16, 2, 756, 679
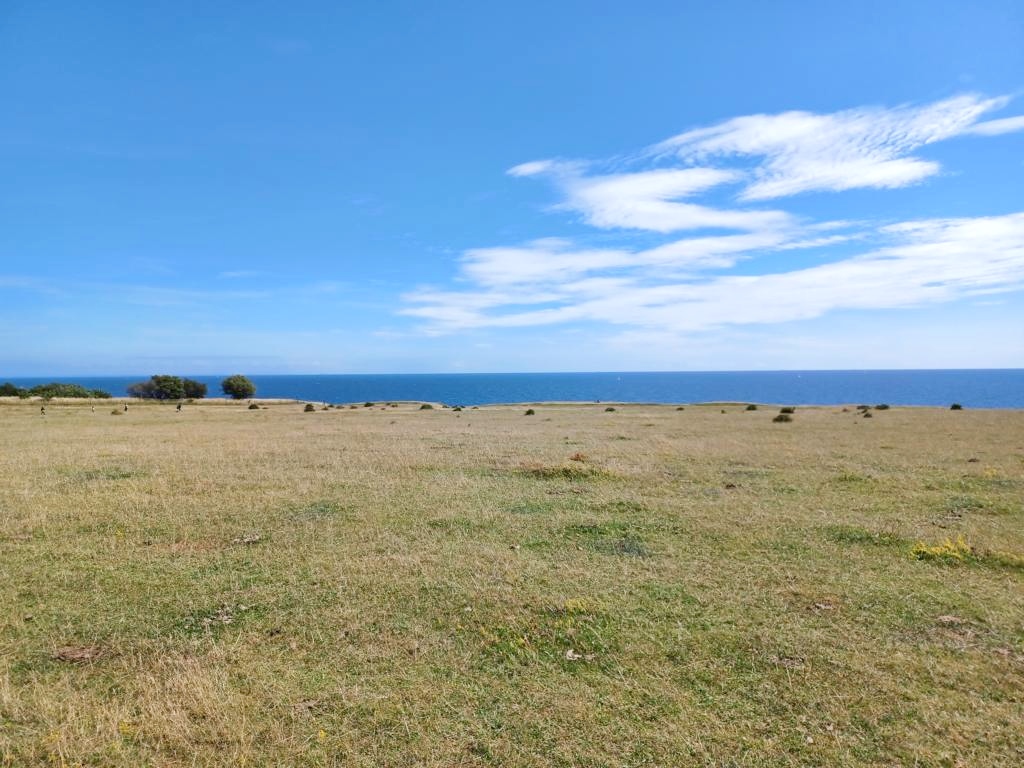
0, 382, 25, 397
221, 374, 256, 400
26, 382, 110, 399
128, 375, 184, 400
151, 375, 186, 400
182, 378, 208, 399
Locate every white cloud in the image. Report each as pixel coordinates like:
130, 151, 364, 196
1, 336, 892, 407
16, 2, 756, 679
404, 212, 1024, 334
563, 167, 792, 231
507, 159, 567, 177
653, 94, 1017, 199
964, 115, 1024, 136
461, 239, 631, 287
403, 94, 1024, 346
511, 163, 792, 232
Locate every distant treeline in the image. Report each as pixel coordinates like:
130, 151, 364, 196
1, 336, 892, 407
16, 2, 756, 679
127, 375, 208, 400
0, 382, 112, 399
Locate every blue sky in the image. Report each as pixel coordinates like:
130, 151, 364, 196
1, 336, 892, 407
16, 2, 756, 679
2, 1, 1023, 375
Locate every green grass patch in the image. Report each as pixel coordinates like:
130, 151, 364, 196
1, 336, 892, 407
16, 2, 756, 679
912, 535, 1024, 572
467, 598, 619, 671
825, 524, 905, 547
71, 467, 145, 482
516, 462, 613, 480
562, 521, 652, 558
290, 499, 347, 520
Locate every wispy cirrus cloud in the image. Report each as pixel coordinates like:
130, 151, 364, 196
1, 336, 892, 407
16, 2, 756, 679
653, 93, 1021, 200
402, 94, 1024, 341
405, 212, 1024, 333
509, 162, 790, 232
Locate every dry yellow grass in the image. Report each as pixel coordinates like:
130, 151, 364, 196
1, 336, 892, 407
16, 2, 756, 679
1, 399, 1022, 766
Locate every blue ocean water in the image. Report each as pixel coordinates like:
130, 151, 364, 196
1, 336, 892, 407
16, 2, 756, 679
4, 370, 1023, 408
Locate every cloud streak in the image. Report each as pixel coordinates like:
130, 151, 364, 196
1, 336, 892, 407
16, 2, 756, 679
653, 94, 1021, 200
405, 213, 1024, 333
403, 94, 1024, 342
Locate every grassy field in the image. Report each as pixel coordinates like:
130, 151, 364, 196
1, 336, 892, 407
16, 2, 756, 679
0, 399, 1022, 767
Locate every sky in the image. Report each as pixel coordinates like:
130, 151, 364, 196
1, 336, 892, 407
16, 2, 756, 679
1, 1, 1023, 375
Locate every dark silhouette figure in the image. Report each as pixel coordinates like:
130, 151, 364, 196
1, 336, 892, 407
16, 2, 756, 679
176, 403, 182, 412
124, 404, 128, 412
40, 406, 45, 415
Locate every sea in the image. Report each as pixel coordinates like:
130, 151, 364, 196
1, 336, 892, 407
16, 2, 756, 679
4, 370, 1023, 408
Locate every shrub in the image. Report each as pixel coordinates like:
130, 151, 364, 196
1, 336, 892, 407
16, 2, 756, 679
863, 411, 873, 418
453, 406, 463, 412
950, 403, 963, 410
183, 379, 207, 399
875, 403, 890, 410
912, 535, 971, 564
605, 406, 616, 412
779, 406, 795, 414
303, 403, 316, 412
364, 402, 374, 407
152, 375, 185, 400
745, 404, 758, 411
676, 406, 685, 411
25, 382, 111, 399
524, 408, 535, 416
856, 404, 871, 411
248, 403, 260, 410
773, 414, 793, 423
0, 382, 24, 397
221, 375, 256, 400
419, 403, 433, 410
129, 375, 203, 400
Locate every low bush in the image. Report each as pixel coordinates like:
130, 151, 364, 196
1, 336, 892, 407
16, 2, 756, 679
875, 403, 890, 410
773, 414, 793, 423
912, 535, 971, 564
524, 408, 535, 416
419, 404, 433, 410
16, 382, 111, 399
303, 403, 316, 412
221, 375, 256, 400
745, 404, 758, 411
605, 406, 616, 412
779, 407, 795, 414
950, 403, 963, 410
248, 403, 260, 410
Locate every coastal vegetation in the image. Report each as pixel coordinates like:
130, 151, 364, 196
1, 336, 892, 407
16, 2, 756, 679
0, 381, 110, 399
0, 401, 1020, 766
127, 376, 208, 400
220, 375, 256, 400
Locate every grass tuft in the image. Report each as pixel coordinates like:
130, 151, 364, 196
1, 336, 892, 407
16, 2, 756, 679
912, 535, 972, 563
